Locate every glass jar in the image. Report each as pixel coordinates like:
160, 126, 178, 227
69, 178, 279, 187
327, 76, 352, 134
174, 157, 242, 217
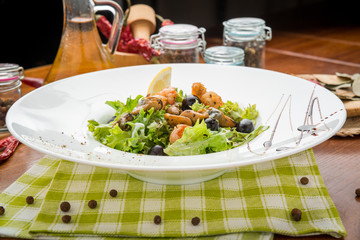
204, 46, 244, 66
0, 63, 23, 132
150, 24, 206, 63
223, 17, 272, 68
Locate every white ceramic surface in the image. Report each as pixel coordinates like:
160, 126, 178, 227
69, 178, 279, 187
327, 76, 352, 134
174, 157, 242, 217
6, 64, 346, 184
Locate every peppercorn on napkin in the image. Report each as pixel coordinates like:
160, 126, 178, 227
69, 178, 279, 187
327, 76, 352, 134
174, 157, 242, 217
0, 149, 346, 239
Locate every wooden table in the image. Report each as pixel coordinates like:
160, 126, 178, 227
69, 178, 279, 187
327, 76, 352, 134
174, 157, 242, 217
1, 26, 360, 240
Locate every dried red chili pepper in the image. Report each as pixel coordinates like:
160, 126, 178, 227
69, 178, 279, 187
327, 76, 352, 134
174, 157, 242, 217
125, 38, 159, 61
161, 19, 174, 27
120, 24, 133, 43
0, 136, 20, 162
22, 77, 44, 88
117, 25, 134, 52
96, 15, 132, 51
0, 136, 17, 148
96, 15, 112, 39
155, 14, 174, 27
96, 14, 161, 62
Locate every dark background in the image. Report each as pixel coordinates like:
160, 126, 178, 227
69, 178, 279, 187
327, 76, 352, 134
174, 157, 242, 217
0, 0, 359, 69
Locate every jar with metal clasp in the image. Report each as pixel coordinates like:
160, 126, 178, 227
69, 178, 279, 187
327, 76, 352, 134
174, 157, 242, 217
150, 24, 206, 63
204, 46, 244, 66
0, 63, 23, 131
223, 17, 272, 68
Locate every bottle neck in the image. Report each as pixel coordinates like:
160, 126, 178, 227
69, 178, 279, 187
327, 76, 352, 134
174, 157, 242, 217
62, 0, 95, 33
63, 0, 94, 20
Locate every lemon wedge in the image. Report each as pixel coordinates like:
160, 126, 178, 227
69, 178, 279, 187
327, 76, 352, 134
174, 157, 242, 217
147, 67, 172, 94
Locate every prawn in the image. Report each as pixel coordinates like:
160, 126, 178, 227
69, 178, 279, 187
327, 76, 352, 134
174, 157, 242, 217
192, 82, 207, 98
200, 91, 223, 109
156, 87, 178, 105
169, 124, 189, 144
192, 83, 223, 109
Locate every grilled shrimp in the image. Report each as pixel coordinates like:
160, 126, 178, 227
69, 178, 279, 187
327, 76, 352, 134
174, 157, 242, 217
156, 87, 178, 105
192, 82, 207, 98
200, 91, 223, 109
169, 124, 189, 144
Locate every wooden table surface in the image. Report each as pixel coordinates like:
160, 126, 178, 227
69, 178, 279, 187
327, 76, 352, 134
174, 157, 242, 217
1, 26, 360, 240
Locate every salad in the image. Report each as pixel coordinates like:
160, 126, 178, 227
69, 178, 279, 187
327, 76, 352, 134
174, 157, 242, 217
88, 82, 267, 156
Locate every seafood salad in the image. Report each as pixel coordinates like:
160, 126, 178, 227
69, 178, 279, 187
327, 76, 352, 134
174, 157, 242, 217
88, 82, 267, 156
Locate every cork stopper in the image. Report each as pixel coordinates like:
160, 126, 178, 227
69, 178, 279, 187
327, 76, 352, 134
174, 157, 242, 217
126, 4, 156, 41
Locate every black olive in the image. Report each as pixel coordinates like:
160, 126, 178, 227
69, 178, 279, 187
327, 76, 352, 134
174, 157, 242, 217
236, 119, 254, 133
182, 95, 201, 110
148, 145, 167, 156
204, 118, 219, 131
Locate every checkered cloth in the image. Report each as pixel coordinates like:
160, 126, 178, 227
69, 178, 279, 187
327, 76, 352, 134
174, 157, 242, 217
0, 150, 346, 239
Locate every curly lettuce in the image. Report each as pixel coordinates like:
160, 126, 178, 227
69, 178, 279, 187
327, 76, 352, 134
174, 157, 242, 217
88, 95, 267, 156
88, 96, 171, 154
163, 121, 268, 156
220, 101, 259, 122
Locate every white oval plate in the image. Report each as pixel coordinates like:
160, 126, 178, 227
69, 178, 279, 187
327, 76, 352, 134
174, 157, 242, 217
7, 64, 346, 184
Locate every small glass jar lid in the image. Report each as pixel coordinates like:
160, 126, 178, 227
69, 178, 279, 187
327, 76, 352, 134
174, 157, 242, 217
151, 24, 206, 50
0, 63, 23, 92
223, 17, 272, 41
204, 46, 244, 65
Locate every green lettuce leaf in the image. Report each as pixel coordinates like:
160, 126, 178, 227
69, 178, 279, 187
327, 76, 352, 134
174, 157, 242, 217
106, 95, 143, 116
190, 100, 206, 112
220, 101, 259, 122
163, 121, 268, 156
88, 99, 171, 154
164, 121, 229, 156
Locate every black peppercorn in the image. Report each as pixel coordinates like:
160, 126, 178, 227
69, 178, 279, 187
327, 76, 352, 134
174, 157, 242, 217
355, 188, 360, 198
300, 177, 309, 185
0, 206, 4, 215
291, 208, 302, 221
62, 215, 71, 223
109, 189, 118, 197
153, 215, 161, 225
60, 201, 71, 212
191, 217, 200, 226
26, 196, 34, 204
88, 200, 97, 209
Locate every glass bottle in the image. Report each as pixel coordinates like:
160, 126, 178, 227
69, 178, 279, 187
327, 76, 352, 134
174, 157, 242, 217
204, 46, 244, 66
0, 63, 23, 132
44, 0, 124, 84
150, 24, 206, 63
223, 17, 272, 68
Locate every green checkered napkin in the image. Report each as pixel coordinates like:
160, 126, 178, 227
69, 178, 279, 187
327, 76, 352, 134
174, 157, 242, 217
0, 150, 346, 239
